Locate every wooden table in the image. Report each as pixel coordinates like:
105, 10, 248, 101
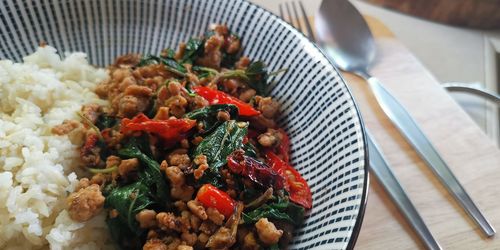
349, 17, 500, 249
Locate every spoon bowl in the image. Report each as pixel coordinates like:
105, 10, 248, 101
315, 0, 376, 74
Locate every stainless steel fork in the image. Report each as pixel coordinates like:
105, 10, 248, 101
278, 2, 441, 249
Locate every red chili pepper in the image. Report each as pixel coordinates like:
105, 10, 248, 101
227, 150, 285, 190
277, 129, 291, 164
196, 184, 235, 218
80, 133, 99, 159
192, 86, 260, 116
120, 113, 196, 142
265, 151, 312, 209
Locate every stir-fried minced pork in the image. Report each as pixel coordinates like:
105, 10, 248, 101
67, 184, 105, 222
64, 24, 312, 249
255, 218, 283, 246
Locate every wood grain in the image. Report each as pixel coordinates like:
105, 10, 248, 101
364, 0, 500, 29
342, 17, 500, 249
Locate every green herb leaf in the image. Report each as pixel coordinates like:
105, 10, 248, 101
109, 136, 172, 246
96, 114, 118, 130
191, 120, 248, 186
220, 61, 286, 96
245, 61, 269, 95
137, 55, 186, 77
181, 37, 204, 64
243, 142, 258, 158
106, 215, 142, 250
242, 196, 305, 226
184, 104, 239, 134
161, 48, 176, 59
137, 55, 160, 67
118, 136, 170, 204
242, 204, 294, 225
192, 66, 219, 76
268, 244, 280, 250
105, 181, 155, 234
286, 202, 306, 226
184, 82, 197, 97
162, 58, 187, 75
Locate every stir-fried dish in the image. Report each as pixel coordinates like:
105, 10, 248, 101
60, 24, 312, 250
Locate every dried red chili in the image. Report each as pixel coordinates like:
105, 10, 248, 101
227, 150, 285, 190
265, 151, 312, 209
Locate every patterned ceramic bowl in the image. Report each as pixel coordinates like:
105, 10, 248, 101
0, 0, 369, 249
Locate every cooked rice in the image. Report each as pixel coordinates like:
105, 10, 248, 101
0, 46, 112, 249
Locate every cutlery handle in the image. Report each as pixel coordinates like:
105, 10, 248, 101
442, 83, 500, 105
366, 75, 496, 237
367, 132, 441, 250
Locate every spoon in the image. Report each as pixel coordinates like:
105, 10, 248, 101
315, 0, 495, 238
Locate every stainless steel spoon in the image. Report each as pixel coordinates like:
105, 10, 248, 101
315, 0, 495, 237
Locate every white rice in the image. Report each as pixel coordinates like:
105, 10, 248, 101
0, 46, 113, 249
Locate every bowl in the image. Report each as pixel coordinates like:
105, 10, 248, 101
0, 0, 369, 249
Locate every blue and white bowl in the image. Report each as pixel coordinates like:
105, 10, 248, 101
0, 0, 369, 249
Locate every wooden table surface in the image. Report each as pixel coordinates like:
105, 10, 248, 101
342, 17, 500, 249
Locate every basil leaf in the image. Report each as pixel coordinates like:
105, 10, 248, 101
220, 60, 275, 95
242, 197, 305, 226
137, 55, 186, 76
161, 48, 176, 59
121, 135, 152, 157
104, 182, 155, 234
105, 216, 142, 250
118, 136, 170, 204
184, 104, 239, 134
191, 120, 248, 186
245, 61, 269, 95
286, 202, 305, 226
162, 57, 187, 74
243, 142, 258, 158
192, 65, 219, 76
181, 37, 204, 64
105, 135, 171, 248
268, 244, 280, 250
95, 114, 118, 130
242, 204, 294, 225
137, 55, 161, 67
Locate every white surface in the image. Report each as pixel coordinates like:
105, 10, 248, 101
249, 0, 500, 145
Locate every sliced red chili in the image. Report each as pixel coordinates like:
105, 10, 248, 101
120, 113, 196, 142
192, 86, 260, 116
196, 184, 235, 218
277, 129, 291, 164
265, 151, 312, 209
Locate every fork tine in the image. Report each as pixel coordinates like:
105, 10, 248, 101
298, 1, 317, 42
279, 3, 285, 20
284, 2, 296, 29
291, 1, 304, 33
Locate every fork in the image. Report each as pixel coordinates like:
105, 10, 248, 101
278, 1, 442, 249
